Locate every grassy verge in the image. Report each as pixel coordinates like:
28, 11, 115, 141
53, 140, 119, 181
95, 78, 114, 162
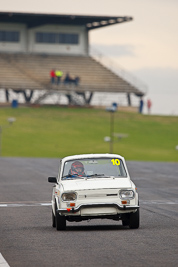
0, 106, 178, 162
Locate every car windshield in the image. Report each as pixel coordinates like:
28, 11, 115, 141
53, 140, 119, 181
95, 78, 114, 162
62, 158, 127, 180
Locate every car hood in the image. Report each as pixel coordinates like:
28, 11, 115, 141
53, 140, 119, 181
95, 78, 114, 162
61, 178, 132, 191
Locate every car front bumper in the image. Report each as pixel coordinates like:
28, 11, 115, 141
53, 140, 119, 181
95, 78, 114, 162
57, 203, 139, 214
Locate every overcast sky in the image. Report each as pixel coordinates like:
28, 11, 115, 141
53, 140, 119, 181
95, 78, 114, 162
1, 0, 178, 115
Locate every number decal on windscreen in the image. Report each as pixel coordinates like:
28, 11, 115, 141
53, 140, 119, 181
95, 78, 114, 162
111, 159, 120, 166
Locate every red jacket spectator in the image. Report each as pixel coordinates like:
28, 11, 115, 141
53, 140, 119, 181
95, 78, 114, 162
50, 69, 56, 84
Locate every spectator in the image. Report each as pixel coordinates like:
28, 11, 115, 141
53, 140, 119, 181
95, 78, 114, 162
139, 97, 144, 114
74, 76, 80, 86
147, 99, 152, 114
63, 73, 80, 86
64, 73, 72, 85
55, 70, 63, 85
50, 69, 56, 84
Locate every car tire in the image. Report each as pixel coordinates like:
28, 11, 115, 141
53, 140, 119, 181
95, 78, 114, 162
52, 210, 56, 227
129, 209, 140, 229
55, 202, 66, 231
122, 219, 129, 226
122, 214, 129, 226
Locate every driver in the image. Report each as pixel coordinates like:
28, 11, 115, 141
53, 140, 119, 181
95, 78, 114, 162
69, 161, 85, 176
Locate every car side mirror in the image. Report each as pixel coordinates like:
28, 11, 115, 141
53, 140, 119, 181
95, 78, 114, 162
48, 177, 57, 183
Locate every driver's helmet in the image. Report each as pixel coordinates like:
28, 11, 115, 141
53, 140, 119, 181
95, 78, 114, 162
70, 161, 85, 176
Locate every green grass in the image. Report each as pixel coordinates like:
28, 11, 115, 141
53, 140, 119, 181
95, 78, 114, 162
0, 106, 178, 162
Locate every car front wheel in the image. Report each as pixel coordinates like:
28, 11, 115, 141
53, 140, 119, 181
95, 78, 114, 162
55, 203, 66, 231
129, 209, 140, 229
52, 210, 56, 227
122, 214, 129, 226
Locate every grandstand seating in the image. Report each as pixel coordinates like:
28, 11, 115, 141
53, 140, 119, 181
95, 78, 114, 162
0, 53, 142, 96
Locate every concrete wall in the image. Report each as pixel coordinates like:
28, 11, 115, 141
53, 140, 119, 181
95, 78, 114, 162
0, 23, 88, 56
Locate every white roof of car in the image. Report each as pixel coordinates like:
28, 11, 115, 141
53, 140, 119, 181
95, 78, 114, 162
62, 153, 125, 162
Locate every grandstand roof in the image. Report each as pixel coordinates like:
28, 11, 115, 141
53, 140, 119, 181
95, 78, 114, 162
0, 11, 133, 30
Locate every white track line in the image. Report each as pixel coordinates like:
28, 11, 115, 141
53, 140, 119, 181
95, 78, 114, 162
140, 200, 178, 205
0, 253, 10, 267
0, 201, 177, 208
0, 202, 51, 207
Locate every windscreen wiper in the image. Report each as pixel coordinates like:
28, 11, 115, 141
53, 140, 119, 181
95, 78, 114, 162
87, 174, 110, 178
62, 174, 85, 180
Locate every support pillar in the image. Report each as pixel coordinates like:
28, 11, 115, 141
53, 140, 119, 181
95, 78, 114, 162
127, 93, 131, 106
5, 89, 9, 102
22, 90, 34, 103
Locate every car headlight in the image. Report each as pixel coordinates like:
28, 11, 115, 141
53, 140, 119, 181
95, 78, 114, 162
61, 192, 77, 201
119, 190, 135, 200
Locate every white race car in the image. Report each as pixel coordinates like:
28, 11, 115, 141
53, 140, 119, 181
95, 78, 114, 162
48, 154, 139, 230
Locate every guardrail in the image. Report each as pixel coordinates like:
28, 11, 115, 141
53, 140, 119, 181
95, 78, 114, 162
89, 46, 148, 95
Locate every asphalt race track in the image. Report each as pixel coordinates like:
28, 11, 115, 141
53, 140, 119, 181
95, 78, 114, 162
0, 158, 178, 267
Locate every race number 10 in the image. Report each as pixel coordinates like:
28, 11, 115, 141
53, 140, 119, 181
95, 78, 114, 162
111, 159, 120, 165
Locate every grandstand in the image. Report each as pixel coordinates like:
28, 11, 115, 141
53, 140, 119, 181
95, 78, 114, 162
0, 11, 146, 106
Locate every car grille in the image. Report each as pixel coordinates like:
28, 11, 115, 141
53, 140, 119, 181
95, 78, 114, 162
78, 192, 118, 199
